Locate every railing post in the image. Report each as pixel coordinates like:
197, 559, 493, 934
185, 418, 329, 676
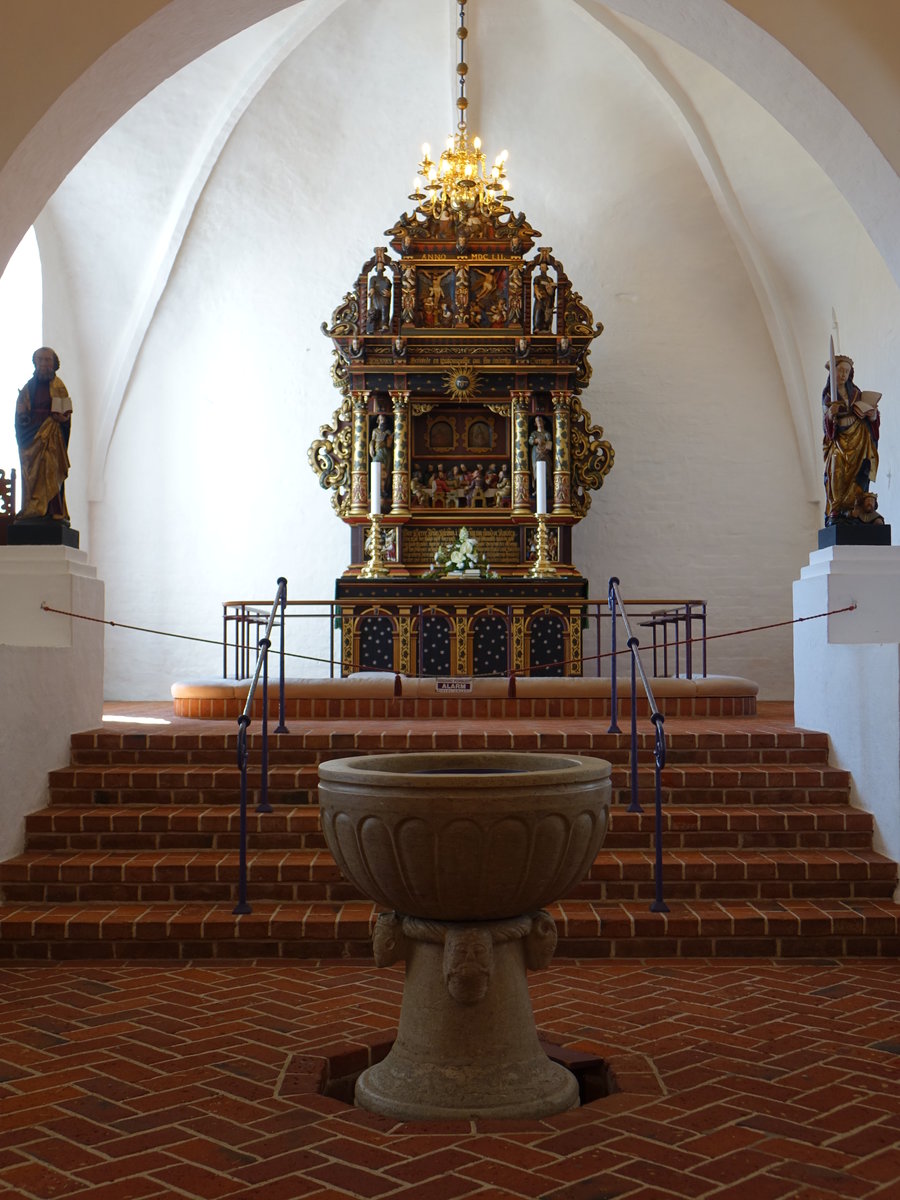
595, 601, 601, 678
649, 712, 669, 913
275, 577, 288, 733
701, 602, 708, 678
627, 636, 642, 814
685, 603, 693, 680
257, 638, 272, 815
330, 602, 336, 678
607, 578, 621, 734
233, 716, 252, 915
418, 605, 425, 677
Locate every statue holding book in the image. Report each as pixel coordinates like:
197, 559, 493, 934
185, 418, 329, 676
14, 347, 72, 521
822, 346, 881, 525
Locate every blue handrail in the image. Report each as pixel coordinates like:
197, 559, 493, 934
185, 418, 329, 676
233, 577, 289, 916
608, 577, 669, 914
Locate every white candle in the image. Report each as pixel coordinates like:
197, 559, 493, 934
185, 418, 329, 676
535, 459, 547, 515
370, 461, 382, 515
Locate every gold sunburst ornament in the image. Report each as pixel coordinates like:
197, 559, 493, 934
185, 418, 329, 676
444, 366, 479, 398
410, 0, 511, 220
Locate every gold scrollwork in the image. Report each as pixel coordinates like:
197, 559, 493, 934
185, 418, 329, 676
307, 396, 353, 516
321, 290, 359, 339
569, 396, 614, 517
564, 289, 603, 339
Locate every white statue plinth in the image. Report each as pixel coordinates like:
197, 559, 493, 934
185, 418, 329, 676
793, 545, 900, 893
0, 547, 104, 861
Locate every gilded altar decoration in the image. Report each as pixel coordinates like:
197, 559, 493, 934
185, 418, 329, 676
310, 191, 614, 543
425, 526, 498, 580
309, 0, 615, 674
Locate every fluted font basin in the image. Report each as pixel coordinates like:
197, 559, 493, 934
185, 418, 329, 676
317, 751, 611, 922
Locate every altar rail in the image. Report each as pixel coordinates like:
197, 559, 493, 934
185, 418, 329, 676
222, 595, 707, 681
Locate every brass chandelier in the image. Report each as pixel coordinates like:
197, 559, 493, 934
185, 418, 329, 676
411, 0, 511, 219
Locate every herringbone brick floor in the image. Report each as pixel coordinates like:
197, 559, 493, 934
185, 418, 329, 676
0, 957, 898, 1199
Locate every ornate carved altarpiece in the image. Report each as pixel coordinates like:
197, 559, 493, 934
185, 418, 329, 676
309, 193, 614, 675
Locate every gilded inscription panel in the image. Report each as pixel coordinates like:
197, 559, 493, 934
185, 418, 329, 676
403, 526, 520, 566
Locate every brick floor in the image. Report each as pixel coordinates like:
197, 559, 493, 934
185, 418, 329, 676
0, 957, 898, 1198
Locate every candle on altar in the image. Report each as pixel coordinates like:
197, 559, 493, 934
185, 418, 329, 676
370, 461, 382, 516
535, 459, 547, 515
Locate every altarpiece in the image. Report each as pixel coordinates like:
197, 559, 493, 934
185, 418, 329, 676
309, 186, 614, 676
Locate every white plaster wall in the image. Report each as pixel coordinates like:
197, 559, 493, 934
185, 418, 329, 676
29, 0, 900, 700
633, 21, 900, 531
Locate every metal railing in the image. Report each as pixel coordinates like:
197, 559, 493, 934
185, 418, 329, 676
222, 594, 708, 680
233, 577, 289, 915
224, 598, 339, 680
608, 576, 669, 914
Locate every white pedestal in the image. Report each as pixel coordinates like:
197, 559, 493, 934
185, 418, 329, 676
0, 548, 105, 860
793, 546, 900, 891
796, 545, 900, 643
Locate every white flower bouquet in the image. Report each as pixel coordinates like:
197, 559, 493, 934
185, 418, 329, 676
425, 527, 498, 579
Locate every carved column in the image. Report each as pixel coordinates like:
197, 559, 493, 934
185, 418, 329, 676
397, 607, 413, 675
551, 391, 573, 515
567, 607, 582, 678
342, 611, 354, 677
511, 391, 532, 515
454, 608, 469, 676
510, 606, 526, 672
350, 391, 370, 516
390, 391, 411, 516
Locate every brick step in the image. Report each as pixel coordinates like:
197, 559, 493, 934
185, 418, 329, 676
66, 726, 832, 768
26, 806, 328, 852
2, 846, 894, 905
47, 762, 851, 808
24, 803, 874, 853
0, 897, 898, 961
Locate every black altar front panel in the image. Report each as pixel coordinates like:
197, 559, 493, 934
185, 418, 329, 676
336, 577, 588, 678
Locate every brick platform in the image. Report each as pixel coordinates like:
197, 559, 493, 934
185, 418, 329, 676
170, 674, 759, 721
0, 701, 898, 960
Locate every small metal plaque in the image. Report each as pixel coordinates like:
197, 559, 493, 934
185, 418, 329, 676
435, 678, 473, 693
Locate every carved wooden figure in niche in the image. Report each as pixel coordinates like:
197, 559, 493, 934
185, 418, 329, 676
367, 264, 392, 332
528, 415, 553, 483
369, 412, 393, 505
532, 265, 556, 332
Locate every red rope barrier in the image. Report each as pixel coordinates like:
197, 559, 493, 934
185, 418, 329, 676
41, 600, 858, 677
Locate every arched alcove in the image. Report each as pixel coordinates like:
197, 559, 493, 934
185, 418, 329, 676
5, 0, 898, 700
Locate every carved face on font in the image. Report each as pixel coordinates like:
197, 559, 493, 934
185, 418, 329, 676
442, 927, 493, 1005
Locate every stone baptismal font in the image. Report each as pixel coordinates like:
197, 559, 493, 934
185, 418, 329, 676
317, 751, 612, 1120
